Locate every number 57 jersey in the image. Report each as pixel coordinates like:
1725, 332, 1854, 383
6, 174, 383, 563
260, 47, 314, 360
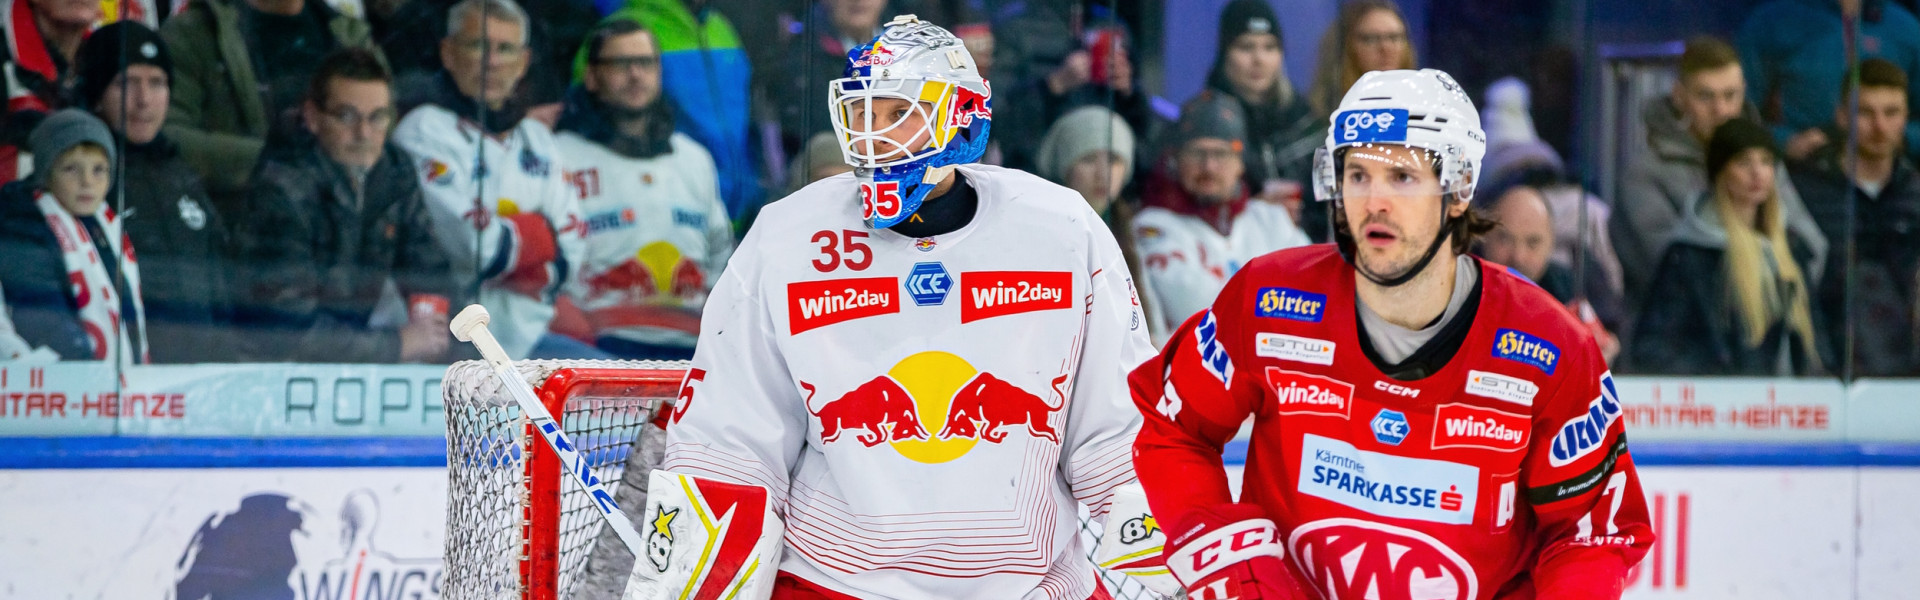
662, 164, 1157, 600
1131, 246, 1653, 600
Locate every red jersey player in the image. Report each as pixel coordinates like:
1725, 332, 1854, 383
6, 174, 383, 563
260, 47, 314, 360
1128, 69, 1653, 600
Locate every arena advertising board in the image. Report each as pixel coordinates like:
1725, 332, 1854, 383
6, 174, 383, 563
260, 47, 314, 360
0, 363, 448, 437
0, 468, 448, 599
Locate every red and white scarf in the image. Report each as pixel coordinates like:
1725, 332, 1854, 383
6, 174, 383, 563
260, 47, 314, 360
36, 191, 147, 364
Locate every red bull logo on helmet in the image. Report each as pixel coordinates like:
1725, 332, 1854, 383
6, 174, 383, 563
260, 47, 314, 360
804, 352, 1066, 463
947, 85, 992, 129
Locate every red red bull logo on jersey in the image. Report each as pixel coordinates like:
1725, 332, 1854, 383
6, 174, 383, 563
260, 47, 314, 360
938, 371, 1066, 443
1432, 403, 1529, 452
1264, 367, 1352, 418
804, 352, 1066, 463
804, 376, 930, 447
788, 277, 899, 334
959, 271, 1072, 323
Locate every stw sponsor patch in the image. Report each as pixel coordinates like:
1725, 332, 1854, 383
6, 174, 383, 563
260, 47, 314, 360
1464, 370, 1538, 406
1492, 328, 1559, 375
1256, 332, 1335, 365
788, 277, 898, 334
1265, 367, 1352, 418
1255, 287, 1327, 322
1430, 403, 1529, 452
960, 271, 1071, 323
1298, 434, 1479, 525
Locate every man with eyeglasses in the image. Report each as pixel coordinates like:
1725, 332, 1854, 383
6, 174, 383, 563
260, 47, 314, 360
1134, 93, 1310, 334
74, 22, 237, 364
552, 18, 732, 361
392, 0, 596, 360
159, 0, 383, 212
232, 47, 455, 364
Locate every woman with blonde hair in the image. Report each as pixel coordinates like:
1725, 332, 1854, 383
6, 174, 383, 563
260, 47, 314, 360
1627, 118, 1824, 375
1308, 0, 1418, 117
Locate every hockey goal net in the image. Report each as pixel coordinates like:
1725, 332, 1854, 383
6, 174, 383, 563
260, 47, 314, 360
440, 359, 1166, 600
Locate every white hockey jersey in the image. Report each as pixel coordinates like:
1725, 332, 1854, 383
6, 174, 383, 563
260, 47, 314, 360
663, 165, 1155, 600
393, 106, 584, 359
1132, 200, 1309, 333
555, 131, 733, 350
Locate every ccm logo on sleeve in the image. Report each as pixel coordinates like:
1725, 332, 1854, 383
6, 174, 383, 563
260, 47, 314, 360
960, 271, 1072, 323
788, 277, 899, 334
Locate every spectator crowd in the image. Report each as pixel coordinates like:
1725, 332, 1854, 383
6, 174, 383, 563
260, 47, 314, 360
1, 0, 1916, 379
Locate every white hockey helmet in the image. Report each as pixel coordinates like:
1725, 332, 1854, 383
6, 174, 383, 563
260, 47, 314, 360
828, 15, 993, 229
1313, 68, 1487, 287
1312, 68, 1486, 204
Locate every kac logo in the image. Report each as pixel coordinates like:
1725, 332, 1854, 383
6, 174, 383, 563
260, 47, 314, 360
1371, 409, 1409, 446
1338, 108, 1410, 143
905, 262, 952, 306
1255, 287, 1326, 322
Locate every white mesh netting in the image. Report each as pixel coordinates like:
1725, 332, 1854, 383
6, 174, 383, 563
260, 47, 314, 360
442, 359, 1167, 600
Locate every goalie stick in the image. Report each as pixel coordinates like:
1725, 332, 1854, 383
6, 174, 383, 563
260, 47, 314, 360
451, 305, 649, 559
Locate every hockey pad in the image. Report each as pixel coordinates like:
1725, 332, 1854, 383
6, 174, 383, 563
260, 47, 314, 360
1090, 483, 1181, 596
622, 470, 783, 600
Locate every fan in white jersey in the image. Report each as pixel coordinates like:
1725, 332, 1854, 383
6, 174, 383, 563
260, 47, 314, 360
637, 14, 1159, 600
556, 18, 734, 360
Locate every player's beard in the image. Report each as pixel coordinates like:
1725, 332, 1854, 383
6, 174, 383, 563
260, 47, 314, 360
1353, 214, 1446, 283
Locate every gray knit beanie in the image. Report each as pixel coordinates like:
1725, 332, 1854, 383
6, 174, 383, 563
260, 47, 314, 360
1035, 106, 1137, 185
28, 109, 117, 186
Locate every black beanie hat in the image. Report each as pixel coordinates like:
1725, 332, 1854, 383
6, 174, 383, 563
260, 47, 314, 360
1218, 0, 1283, 57
74, 21, 173, 110
1706, 118, 1777, 183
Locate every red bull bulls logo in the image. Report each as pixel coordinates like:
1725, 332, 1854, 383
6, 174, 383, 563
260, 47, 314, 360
804, 352, 1065, 463
938, 371, 1067, 443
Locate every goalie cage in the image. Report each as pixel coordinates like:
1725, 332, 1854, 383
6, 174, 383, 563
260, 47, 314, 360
440, 358, 1170, 600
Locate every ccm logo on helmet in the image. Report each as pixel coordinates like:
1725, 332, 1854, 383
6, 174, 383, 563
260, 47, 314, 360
1337, 108, 1410, 143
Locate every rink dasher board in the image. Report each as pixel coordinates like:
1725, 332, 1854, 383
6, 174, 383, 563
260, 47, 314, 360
3, 364, 1917, 443
0, 440, 1917, 599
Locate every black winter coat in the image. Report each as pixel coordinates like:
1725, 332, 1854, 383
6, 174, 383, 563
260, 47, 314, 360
0, 181, 135, 360
1626, 241, 1824, 376
1790, 151, 1920, 376
113, 136, 235, 363
232, 135, 454, 363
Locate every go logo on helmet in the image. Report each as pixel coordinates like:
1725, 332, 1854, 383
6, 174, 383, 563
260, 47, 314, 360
1290, 518, 1477, 600
860, 180, 904, 222
1338, 108, 1410, 143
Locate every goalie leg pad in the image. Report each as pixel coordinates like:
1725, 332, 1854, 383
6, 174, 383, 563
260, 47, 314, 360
623, 470, 784, 600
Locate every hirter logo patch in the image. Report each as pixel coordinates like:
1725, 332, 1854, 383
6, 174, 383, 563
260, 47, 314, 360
959, 271, 1072, 323
788, 277, 898, 334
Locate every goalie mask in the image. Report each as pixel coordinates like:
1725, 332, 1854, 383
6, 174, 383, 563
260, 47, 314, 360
830, 15, 993, 229
1313, 69, 1485, 287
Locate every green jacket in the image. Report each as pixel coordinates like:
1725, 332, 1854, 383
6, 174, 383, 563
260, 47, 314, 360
159, 0, 381, 194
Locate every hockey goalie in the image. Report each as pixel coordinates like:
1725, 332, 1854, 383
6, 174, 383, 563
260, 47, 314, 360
622, 15, 1165, 600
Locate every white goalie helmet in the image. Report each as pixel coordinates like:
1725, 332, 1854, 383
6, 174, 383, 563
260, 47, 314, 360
1312, 68, 1487, 205
828, 15, 994, 229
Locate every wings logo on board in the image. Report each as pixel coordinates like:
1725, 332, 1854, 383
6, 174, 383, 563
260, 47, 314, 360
959, 271, 1071, 323
787, 277, 898, 334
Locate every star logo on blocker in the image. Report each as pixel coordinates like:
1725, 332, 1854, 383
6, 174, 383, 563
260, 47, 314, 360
651, 507, 677, 540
